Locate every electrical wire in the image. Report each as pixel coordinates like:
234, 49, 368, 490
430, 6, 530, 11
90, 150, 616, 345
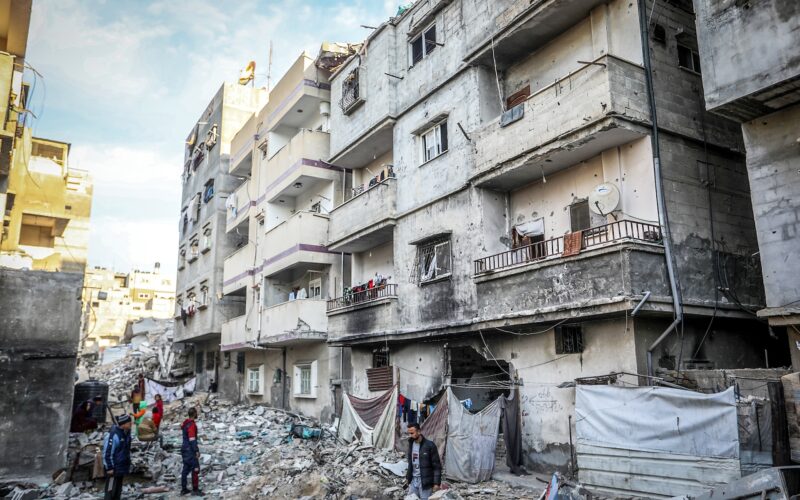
478, 330, 512, 377
491, 318, 570, 336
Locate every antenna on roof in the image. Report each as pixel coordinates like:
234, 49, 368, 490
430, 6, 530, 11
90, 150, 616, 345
267, 40, 273, 94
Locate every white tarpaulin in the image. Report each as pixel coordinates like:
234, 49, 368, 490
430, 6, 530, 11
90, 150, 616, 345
445, 388, 502, 483
144, 377, 197, 405
338, 386, 397, 450
575, 385, 739, 459
514, 219, 544, 237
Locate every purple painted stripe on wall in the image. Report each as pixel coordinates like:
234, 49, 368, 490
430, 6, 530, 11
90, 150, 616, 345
267, 79, 332, 124
223, 266, 255, 286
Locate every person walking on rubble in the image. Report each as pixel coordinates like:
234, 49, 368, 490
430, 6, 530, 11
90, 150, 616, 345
180, 407, 204, 496
102, 414, 132, 500
405, 422, 442, 500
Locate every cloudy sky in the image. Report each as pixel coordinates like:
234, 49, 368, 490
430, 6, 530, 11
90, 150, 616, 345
25, 0, 394, 276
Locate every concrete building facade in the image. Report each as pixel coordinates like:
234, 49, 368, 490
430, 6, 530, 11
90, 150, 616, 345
691, 0, 800, 366
175, 83, 267, 397
324, 0, 780, 473
218, 46, 355, 419
82, 265, 176, 351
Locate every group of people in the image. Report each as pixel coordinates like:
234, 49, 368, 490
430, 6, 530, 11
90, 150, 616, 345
101, 406, 203, 499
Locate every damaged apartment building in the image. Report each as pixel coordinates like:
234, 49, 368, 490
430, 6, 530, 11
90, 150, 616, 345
175, 82, 267, 396
321, 0, 786, 473
218, 44, 356, 420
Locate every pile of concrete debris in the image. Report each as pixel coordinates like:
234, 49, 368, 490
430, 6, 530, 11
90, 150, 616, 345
33, 393, 539, 500
87, 318, 190, 399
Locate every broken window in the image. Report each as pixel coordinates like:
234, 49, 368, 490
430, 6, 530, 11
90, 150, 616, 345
202, 225, 212, 252
652, 24, 666, 44
190, 239, 200, 259
420, 120, 448, 163
200, 282, 209, 306
372, 346, 390, 368
555, 325, 584, 354
416, 238, 452, 283
205, 124, 218, 150
340, 66, 363, 114
677, 44, 701, 74
569, 200, 591, 232
206, 350, 217, 371
410, 23, 437, 66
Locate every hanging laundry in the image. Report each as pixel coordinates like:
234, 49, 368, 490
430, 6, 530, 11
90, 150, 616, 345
461, 398, 473, 410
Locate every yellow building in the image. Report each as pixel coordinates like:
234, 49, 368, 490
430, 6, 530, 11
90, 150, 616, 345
82, 264, 176, 351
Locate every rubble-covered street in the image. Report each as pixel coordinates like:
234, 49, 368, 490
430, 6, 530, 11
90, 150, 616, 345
25, 392, 540, 500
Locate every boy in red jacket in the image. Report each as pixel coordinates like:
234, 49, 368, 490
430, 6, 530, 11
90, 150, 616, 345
152, 394, 164, 429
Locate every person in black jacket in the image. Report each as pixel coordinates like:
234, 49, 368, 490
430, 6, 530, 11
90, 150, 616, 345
405, 423, 441, 499
102, 414, 132, 500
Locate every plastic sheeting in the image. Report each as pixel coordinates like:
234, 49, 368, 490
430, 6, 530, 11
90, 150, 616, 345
338, 386, 398, 450
445, 388, 502, 483
575, 385, 739, 459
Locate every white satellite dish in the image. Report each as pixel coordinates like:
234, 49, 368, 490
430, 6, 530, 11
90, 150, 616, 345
588, 183, 621, 215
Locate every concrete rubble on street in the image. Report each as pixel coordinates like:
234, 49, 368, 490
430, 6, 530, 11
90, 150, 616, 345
10, 392, 540, 500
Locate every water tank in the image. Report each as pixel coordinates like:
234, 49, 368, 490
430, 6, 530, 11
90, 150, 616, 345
319, 101, 331, 117
73, 380, 109, 424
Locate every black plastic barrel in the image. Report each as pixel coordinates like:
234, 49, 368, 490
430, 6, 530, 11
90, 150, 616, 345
73, 380, 109, 424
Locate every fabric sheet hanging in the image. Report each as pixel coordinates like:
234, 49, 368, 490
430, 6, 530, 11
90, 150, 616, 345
501, 388, 525, 474
338, 385, 398, 450
143, 377, 197, 405
445, 388, 502, 483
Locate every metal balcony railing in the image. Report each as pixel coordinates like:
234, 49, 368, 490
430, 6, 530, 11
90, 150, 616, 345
474, 220, 662, 275
327, 283, 398, 312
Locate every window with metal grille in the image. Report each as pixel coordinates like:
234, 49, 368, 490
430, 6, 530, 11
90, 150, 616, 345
373, 347, 390, 368
410, 24, 437, 66
299, 365, 312, 395
340, 66, 362, 113
569, 200, 591, 232
206, 350, 216, 370
555, 325, 584, 354
415, 238, 451, 283
195, 351, 204, 373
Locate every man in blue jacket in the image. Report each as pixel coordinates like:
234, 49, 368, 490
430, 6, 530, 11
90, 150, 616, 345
181, 407, 203, 496
102, 414, 132, 500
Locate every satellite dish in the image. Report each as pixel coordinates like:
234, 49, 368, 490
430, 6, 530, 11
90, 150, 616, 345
588, 183, 620, 215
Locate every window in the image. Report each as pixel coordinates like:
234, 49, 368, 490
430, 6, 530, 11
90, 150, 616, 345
340, 66, 364, 114
417, 238, 452, 283
138, 293, 150, 299
179, 247, 187, 268
247, 365, 263, 394
569, 200, 591, 232
223, 352, 231, 369
202, 225, 212, 252
195, 351, 204, 374
293, 361, 318, 398
652, 24, 666, 44
420, 121, 448, 164
555, 325, 584, 354
372, 347, 390, 368
91, 301, 100, 308
203, 179, 215, 203
189, 239, 200, 260
677, 44, 701, 74
410, 23, 437, 65
309, 278, 322, 299
206, 350, 216, 371
205, 124, 218, 150
199, 283, 209, 307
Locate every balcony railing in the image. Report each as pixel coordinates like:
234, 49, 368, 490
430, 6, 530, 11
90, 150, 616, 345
327, 283, 398, 312
474, 220, 662, 274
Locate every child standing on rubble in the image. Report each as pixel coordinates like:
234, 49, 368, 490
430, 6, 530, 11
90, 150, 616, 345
180, 407, 203, 496
152, 394, 164, 429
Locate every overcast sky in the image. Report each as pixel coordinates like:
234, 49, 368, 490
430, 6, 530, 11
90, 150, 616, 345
25, 0, 394, 276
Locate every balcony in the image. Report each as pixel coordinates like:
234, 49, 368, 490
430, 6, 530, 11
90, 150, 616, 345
223, 243, 254, 295
226, 179, 254, 234
229, 114, 258, 176
328, 177, 397, 252
472, 55, 650, 191
221, 315, 250, 351
259, 299, 327, 346
327, 288, 400, 344
473, 221, 667, 321
264, 130, 337, 202
263, 55, 331, 132
262, 211, 336, 278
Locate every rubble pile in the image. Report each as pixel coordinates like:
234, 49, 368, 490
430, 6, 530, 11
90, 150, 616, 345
36, 393, 539, 500
88, 319, 190, 399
